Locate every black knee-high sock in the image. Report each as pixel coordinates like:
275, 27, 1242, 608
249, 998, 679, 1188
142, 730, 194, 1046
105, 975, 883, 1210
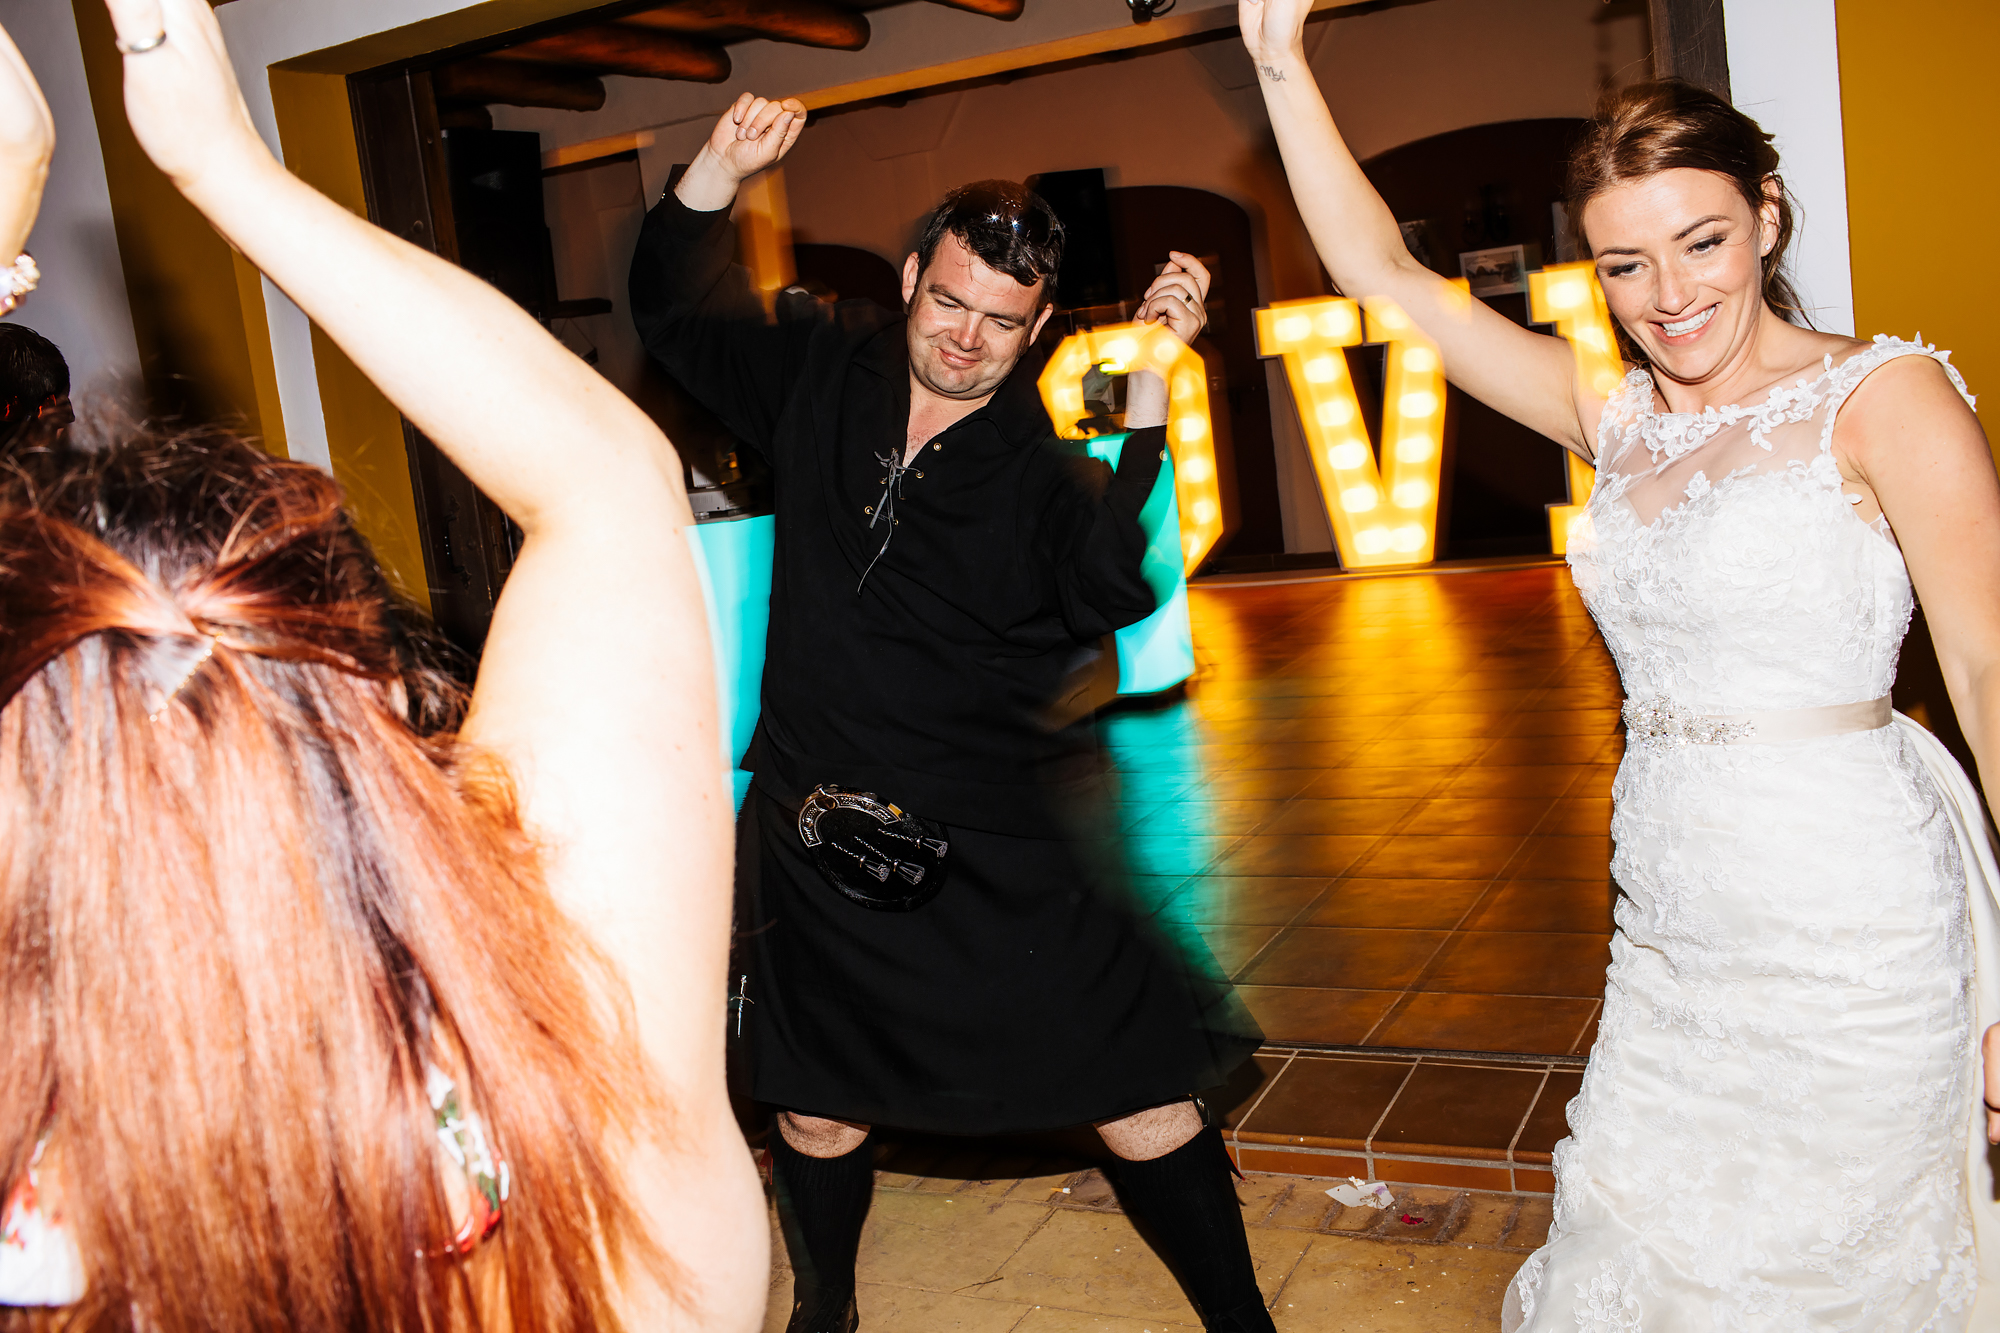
768, 1126, 873, 1331
1106, 1126, 1276, 1333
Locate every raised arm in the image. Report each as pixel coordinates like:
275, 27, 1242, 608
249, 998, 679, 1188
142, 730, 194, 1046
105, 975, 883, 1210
0, 23, 52, 284
1240, 0, 1594, 455
103, 0, 764, 1325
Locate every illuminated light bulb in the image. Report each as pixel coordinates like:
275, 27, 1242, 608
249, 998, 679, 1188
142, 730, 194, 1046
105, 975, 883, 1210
1184, 535, 1199, 554
1578, 326, 1611, 351
1549, 280, 1588, 308
1277, 315, 1312, 343
1328, 441, 1370, 470
1177, 417, 1209, 443
1180, 456, 1213, 483
1392, 480, 1431, 509
1354, 527, 1392, 555
1105, 338, 1139, 366
1394, 436, 1433, 464
1342, 485, 1379, 513
1304, 357, 1338, 384
1317, 398, 1356, 427
1172, 376, 1196, 401
1402, 347, 1438, 373
1315, 308, 1356, 339
1399, 391, 1439, 418
1192, 499, 1218, 524
1056, 390, 1083, 413
1592, 369, 1623, 395
1390, 523, 1427, 552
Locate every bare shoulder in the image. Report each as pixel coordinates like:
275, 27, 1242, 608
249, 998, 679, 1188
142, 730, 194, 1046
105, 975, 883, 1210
1834, 344, 1986, 472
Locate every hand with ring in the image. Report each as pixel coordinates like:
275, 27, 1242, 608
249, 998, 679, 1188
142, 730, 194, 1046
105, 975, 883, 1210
103, 0, 273, 196
1136, 250, 1212, 347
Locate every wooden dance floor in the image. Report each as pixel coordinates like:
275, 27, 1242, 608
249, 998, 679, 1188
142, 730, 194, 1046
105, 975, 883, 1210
1101, 561, 1622, 1189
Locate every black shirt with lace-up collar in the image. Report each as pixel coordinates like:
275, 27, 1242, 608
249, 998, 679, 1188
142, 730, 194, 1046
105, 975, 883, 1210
631, 190, 1169, 836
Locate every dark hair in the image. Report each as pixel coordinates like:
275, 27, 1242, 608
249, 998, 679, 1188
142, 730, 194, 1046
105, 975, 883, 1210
1566, 80, 1808, 363
0, 425, 672, 1332
914, 180, 1065, 302
0, 325, 69, 439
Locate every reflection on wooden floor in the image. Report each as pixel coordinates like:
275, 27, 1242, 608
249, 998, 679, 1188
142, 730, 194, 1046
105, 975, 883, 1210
1104, 563, 1622, 1059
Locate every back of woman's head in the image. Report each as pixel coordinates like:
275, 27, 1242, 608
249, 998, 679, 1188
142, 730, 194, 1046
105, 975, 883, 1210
1566, 79, 1807, 355
0, 425, 666, 1332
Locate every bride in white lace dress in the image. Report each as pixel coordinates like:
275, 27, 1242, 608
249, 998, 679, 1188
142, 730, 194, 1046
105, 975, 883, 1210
1241, 1, 2000, 1327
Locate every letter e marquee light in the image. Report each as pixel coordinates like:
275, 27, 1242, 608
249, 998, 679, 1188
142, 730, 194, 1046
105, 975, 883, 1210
1255, 295, 1448, 568
1039, 322, 1224, 576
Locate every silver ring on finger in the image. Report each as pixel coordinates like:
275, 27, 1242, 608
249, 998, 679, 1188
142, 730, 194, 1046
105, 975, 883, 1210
116, 30, 168, 54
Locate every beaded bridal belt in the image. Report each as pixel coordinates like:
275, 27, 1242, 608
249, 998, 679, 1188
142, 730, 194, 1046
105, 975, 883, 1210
1622, 694, 1893, 747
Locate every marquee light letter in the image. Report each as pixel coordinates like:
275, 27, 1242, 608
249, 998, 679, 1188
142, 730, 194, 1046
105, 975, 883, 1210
1254, 295, 1449, 567
1528, 262, 1621, 555
1038, 322, 1224, 576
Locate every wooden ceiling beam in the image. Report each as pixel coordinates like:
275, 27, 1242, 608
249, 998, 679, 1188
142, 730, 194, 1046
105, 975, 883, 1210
619, 1, 871, 52
920, 0, 1024, 17
433, 58, 608, 111
493, 25, 732, 82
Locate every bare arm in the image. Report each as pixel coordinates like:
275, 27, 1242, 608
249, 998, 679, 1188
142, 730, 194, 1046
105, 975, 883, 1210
105, 0, 763, 1325
1240, 0, 1594, 455
0, 23, 52, 270
1838, 354, 2000, 1146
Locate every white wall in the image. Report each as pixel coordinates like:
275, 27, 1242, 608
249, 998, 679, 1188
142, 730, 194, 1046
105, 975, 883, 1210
1724, 0, 1853, 335
4, 0, 140, 396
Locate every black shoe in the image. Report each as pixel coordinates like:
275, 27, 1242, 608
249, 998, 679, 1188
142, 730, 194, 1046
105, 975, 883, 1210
1205, 1294, 1278, 1333
785, 1293, 858, 1333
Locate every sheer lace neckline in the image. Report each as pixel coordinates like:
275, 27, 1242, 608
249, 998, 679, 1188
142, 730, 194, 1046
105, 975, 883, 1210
1626, 351, 1854, 464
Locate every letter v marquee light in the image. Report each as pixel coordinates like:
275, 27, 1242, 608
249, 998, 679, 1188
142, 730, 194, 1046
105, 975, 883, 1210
1255, 295, 1449, 567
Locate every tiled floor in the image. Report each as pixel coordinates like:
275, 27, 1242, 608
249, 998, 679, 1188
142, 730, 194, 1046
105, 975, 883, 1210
1105, 563, 1622, 1062
759, 1164, 1552, 1332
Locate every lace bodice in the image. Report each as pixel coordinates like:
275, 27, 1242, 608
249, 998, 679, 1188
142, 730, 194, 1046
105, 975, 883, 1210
1567, 337, 1976, 713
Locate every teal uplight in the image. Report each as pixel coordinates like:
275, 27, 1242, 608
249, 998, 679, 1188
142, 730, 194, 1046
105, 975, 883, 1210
687, 514, 776, 810
1085, 432, 1198, 696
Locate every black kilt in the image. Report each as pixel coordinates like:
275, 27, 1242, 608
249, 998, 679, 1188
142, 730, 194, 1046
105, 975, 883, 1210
734, 784, 1261, 1135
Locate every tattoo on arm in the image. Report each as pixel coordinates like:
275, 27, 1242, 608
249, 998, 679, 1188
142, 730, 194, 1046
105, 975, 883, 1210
1260, 65, 1287, 82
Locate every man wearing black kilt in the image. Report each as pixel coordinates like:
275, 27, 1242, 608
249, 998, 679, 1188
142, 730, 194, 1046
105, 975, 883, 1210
631, 92, 1269, 1333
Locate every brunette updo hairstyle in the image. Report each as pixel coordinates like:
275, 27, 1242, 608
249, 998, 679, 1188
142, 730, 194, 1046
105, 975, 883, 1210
1565, 80, 1808, 362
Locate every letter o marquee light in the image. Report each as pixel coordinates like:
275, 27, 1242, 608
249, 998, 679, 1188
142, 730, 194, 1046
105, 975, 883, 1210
1038, 322, 1224, 576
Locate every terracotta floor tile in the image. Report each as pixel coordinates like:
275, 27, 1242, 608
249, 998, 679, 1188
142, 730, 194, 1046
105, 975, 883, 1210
1197, 716, 1393, 744
1563, 765, 1620, 798
1208, 835, 1378, 879
1125, 799, 1287, 839
1347, 736, 1496, 767
1305, 878, 1489, 929
1507, 835, 1614, 880
1540, 796, 1614, 836
1347, 834, 1525, 880
1300, 767, 1450, 799
1157, 876, 1331, 927
1187, 692, 1432, 719
1435, 765, 1584, 797
1218, 1052, 1291, 1129
1234, 985, 1401, 1045
1369, 1062, 1547, 1160
1236, 927, 1451, 990
1422, 687, 1548, 713
1459, 879, 1617, 933
1515, 1071, 1585, 1158
1179, 769, 1320, 802
852, 1193, 1049, 1292
1365, 992, 1601, 1056
1571, 1004, 1603, 1055
1478, 734, 1613, 767
1120, 832, 1240, 880
1502, 708, 1623, 736
1424, 932, 1614, 998
1207, 740, 1364, 770
1235, 1055, 1415, 1148
1390, 711, 1517, 739
1399, 797, 1556, 836
1257, 798, 1422, 836
1193, 924, 1283, 979
1270, 1233, 1522, 1331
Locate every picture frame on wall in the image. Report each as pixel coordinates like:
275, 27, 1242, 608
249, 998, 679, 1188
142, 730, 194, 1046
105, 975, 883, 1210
1459, 244, 1529, 296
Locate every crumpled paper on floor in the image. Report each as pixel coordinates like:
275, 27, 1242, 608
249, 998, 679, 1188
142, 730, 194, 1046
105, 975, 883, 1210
1325, 1177, 1395, 1209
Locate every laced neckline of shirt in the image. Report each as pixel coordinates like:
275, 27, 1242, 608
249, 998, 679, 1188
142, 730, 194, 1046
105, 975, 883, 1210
1621, 349, 1860, 467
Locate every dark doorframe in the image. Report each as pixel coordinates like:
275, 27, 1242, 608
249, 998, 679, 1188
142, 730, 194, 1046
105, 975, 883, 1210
349, 68, 520, 655
1649, 0, 1731, 97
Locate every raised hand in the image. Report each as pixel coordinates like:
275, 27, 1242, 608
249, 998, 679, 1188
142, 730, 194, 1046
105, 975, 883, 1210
0, 21, 55, 263
1238, 0, 1314, 71
1135, 251, 1212, 348
676, 92, 806, 212
103, 0, 270, 194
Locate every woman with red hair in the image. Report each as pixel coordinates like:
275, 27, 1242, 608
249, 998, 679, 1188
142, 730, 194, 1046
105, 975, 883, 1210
1244, 0, 2000, 1326
0, 0, 766, 1328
